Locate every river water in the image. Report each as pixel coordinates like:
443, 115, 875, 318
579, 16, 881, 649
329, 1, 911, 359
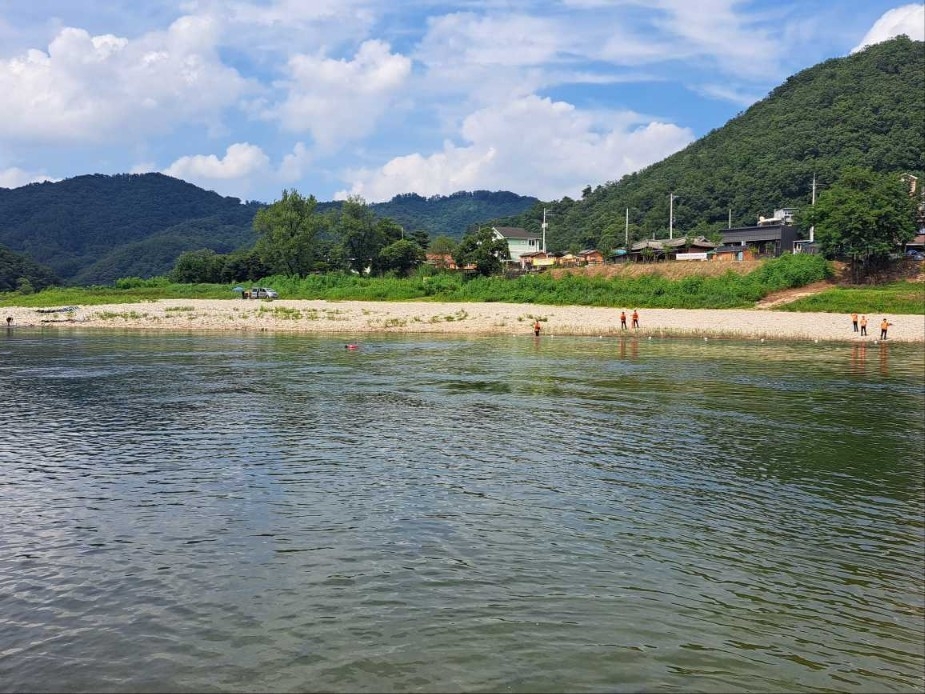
1, 329, 923, 693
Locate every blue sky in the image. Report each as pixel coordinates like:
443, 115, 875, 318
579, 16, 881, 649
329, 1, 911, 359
0, 1, 921, 204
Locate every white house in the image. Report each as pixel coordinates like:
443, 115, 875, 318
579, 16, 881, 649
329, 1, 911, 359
491, 226, 542, 263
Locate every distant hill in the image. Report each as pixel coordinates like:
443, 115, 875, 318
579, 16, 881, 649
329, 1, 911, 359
0, 173, 262, 285
0, 174, 537, 285
495, 36, 925, 252
0, 243, 59, 293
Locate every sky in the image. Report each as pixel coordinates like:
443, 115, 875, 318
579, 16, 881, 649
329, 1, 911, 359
0, 1, 922, 205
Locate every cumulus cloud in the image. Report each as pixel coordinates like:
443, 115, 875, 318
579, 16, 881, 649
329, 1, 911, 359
278, 142, 313, 182
0, 15, 249, 144
852, 4, 925, 53
337, 95, 694, 202
0, 167, 56, 188
269, 40, 412, 150
162, 142, 270, 195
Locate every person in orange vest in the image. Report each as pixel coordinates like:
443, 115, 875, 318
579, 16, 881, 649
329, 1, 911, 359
851, 312, 858, 332
533, 320, 541, 337
859, 315, 868, 336
632, 309, 639, 329
620, 311, 627, 330
880, 318, 892, 340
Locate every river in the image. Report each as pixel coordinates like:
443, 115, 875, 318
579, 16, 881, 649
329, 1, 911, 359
1, 329, 923, 692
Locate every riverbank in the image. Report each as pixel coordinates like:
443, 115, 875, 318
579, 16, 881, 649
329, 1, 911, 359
4, 299, 923, 343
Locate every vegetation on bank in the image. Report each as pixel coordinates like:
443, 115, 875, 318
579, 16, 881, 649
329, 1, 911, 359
11, 253, 920, 314
778, 281, 925, 315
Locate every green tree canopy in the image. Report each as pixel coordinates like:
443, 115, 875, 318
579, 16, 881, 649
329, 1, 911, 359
253, 189, 325, 277
454, 227, 510, 276
378, 239, 426, 276
802, 167, 917, 281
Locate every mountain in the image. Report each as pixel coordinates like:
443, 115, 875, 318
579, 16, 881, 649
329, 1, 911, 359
0, 174, 537, 285
0, 173, 262, 285
494, 36, 925, 252
0, 243, 59, 293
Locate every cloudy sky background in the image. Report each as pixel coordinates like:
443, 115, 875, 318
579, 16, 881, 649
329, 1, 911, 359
0, 1, 922, 203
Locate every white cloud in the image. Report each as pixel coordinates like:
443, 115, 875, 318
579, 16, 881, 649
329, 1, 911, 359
0, 167, 56, 188
268, 40, 412, 150
162, 142, 270, 195
0, 15, 249, 144
852, 4, 925, 53
278, 142, 313, 182
338, 95, 694, 202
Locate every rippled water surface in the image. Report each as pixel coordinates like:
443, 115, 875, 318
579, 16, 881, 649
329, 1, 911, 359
2, 329, 923, 693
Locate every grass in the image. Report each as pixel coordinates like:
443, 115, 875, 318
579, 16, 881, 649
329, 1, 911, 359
3, 255, 922, 314
777, 281, 925, 314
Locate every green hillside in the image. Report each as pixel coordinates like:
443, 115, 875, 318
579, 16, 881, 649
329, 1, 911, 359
0, 173, 536, 285
0, 173, 261, 285
497, 36, 925, 252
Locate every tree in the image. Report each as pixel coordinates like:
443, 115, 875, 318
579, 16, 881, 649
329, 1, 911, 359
337, 196, 385, 275
169, 248, 224, 283
802, 167, 917, 282
253, 189, 325, 277
428, 235, 458, 269
378, 239, 426, 276
453, 227, 510, 276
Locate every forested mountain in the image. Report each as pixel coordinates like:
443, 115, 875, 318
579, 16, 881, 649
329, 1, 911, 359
0, 174, 536, 285
494, 36, 925, 253
364, 191, 539, 237
0, 244, 59, 293
0, 173, 262, 285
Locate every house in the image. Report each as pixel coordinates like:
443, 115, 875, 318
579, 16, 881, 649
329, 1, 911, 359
629, 236, 714, 262
492, 226, 543, 263
577, 249, 604, 265
425, 252, 457, 270
713, 244, 757, 262
757, 208, 798, 226
719, 224, 800, 256
518, 251, 556, 270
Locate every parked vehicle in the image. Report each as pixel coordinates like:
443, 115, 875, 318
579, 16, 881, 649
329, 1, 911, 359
246, 287, 278, 299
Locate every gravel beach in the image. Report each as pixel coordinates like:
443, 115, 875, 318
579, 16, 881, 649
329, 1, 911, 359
4, 299, 923, 343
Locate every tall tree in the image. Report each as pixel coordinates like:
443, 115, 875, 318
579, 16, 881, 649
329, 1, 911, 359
337, 196, 385, 275
253, 189, 324, 277
802, 167, 917, 282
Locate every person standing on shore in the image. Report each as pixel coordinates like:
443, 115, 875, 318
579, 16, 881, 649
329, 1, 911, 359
632, 310, 639, 329
880, 318, 892, 340
860, 315, 868, 336
620, 311, 627, 330
851, 312, 859, 332
534, 320, 541, 337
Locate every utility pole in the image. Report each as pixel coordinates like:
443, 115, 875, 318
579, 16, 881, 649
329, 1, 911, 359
810, 174, 816, 243
541, 208, 549, 253
625, 208, 629, 246
669, 193, 677, 239
728, 209, 732, 229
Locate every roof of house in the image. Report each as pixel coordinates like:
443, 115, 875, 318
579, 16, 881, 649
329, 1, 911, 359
630, 236, 715, 252
492, 226, 540, 239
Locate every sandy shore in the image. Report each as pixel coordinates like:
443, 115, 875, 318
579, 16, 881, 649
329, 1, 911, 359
3, 299, 923, 343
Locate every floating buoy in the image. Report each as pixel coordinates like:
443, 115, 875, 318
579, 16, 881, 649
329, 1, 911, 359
760, 338, 765, 343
